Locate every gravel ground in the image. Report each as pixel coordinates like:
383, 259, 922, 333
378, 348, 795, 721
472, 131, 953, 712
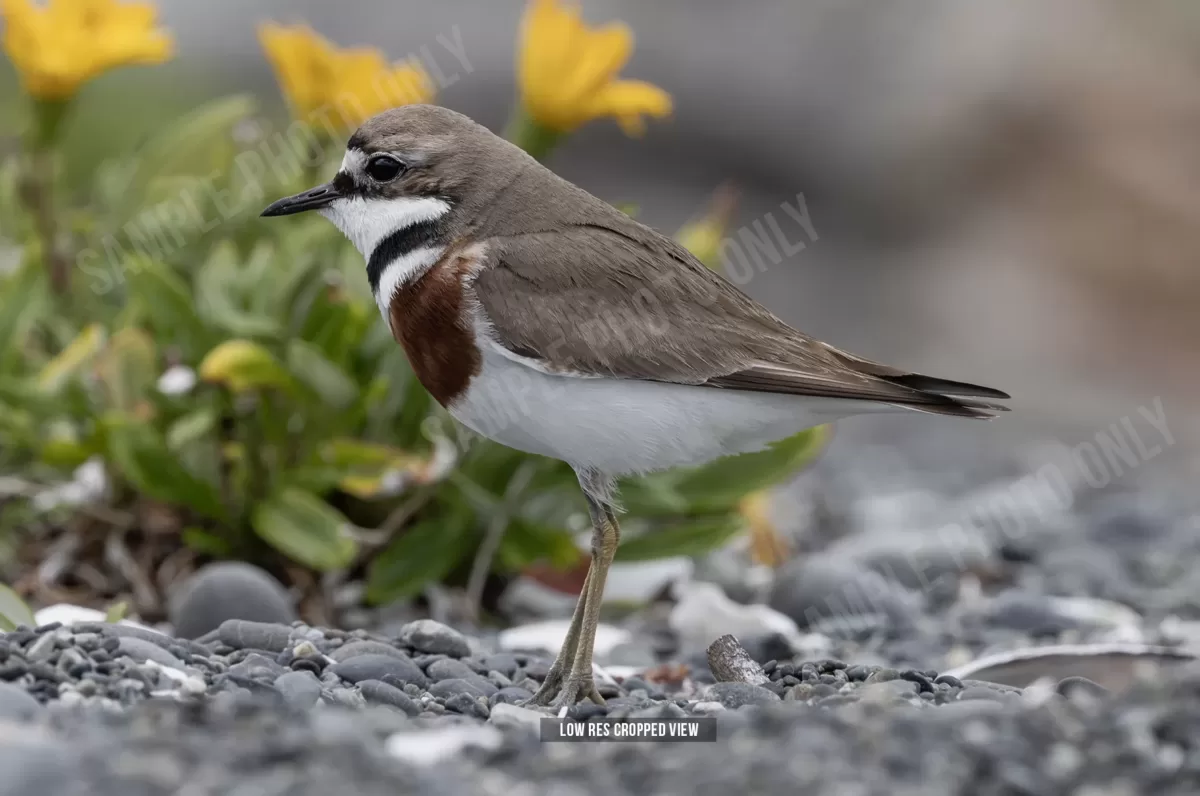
4, 422, 1199, 794
2, 614, 1199, 796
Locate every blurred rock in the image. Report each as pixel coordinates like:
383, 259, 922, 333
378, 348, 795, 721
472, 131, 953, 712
169, 562, 296, 639
767, 556, 920, 639
498, 620, 630, 658
668, 581, 802, 653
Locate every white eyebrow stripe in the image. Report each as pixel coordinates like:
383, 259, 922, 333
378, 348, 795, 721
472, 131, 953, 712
340, 148, 367, 173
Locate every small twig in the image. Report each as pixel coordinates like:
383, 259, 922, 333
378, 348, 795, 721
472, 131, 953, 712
707, 634, 770, 685
104, 527, 159, 615
464, 461, 538, 619
17, 148, 70, 295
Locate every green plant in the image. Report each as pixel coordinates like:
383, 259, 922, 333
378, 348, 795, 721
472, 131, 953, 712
0, 2, 828, 617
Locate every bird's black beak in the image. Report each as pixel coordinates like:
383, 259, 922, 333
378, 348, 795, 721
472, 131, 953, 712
261, 182, 341, 217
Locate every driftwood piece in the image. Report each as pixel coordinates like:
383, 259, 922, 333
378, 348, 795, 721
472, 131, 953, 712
706, 634, 770, 685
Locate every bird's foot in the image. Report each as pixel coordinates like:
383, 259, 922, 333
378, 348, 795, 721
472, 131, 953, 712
527, 665, 604, 707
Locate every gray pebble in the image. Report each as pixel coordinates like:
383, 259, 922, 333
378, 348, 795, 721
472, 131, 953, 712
329, 655, 428, 689
396, 620, 471, 657
117, 638, 184, 669
425, 658, 477, 681
865, 669, 900, 684
479, 653, 521, 677
1056, 676, 1110, 699
429, 678, 491, 701
227, 653, 286, 681
328, 641, 411, 663
326, 687, 367, 709
104, 625, 208, 655
490, 687, 534, 706
274, 670, 322, 710
217, 620, 292, 653
426, 660, 497, 695
25, 633, 58, 662
957, 686, 1013, 703
0, 683, 42, 721
859, 679, 919, 701
704, 682, 781, 709
443, 692, 490, 719
357, 680, 421, 716
169, 562, 296, 640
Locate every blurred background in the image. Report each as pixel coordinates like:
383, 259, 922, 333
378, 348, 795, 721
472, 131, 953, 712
2, 0, 1199, 676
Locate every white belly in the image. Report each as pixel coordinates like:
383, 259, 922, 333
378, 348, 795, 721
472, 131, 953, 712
448, 343, 881, 477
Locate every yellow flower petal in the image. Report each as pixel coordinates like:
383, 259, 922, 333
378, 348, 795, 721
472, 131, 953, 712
587, 79, 672, 136
258, 22, 436, 129
515, 0, 670, 135
1, 0, 173, 100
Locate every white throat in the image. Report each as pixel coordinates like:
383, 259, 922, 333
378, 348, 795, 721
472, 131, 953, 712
319, 195, 450, 259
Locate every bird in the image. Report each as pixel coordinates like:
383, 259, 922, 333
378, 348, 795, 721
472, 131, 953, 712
261, 104, 1010, 707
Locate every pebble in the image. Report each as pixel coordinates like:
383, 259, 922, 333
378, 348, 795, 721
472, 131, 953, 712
116, 638, 185, 669
957, 686, 1013, 703
396, 620, 471, 658
274, 671, 322, 710
329, 655, 429, 689
169, 562, 296, 639
429, 678, 491, 701
0, 683, 42, 720
489, 687, 535, 706
357, 680, 422, 716
1056, 676, 1111, 699
444, 693, 490, 719
227, 653, 286, 681
704, 682, 781, 709
329, 641, 412, 663
217, 621, 292, 654
488, 702, 544, 732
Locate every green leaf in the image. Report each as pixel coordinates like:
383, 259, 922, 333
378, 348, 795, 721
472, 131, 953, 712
94, 327, 157, 414
617, 472, 691, 516
366, 503, 475, 604
194, 242, 282, 339
104, 414, 226, 520
614, 514, 744, 562
252, 487, 358, 571
104, 601, 128, 623
199, 340, 294, 394
114, 95, 257, 221
498, 519, 581, 572
126, 257, 211, 351
624, 427, 829, 515
0, 261, 48, 372
36, 324, 105, 394
181, 527, 233, 557
278, 465, 346, 494
286, 340, 358, 409
0, 584, 35, 631
166, 408, 217, 450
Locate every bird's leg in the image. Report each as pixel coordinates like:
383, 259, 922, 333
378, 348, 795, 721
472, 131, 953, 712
559, 501, 619, 704
529, 486, 620, 707
528, 564, 591, 704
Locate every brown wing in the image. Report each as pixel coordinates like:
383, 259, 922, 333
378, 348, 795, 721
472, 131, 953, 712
471, 224, 1008, 418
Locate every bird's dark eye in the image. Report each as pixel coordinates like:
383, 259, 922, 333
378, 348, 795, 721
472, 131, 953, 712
366, 155, 405, 182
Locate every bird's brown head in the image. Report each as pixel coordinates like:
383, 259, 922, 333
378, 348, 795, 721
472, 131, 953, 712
260, 104, 528, 256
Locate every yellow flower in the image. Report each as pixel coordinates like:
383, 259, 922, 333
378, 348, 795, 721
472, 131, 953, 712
258, 23, 434, 129
739, 490, 790, 568
517, 0, 672, 135
1, 0, 172, 101
677, 184, 740, 272
199, 340, 292, 394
